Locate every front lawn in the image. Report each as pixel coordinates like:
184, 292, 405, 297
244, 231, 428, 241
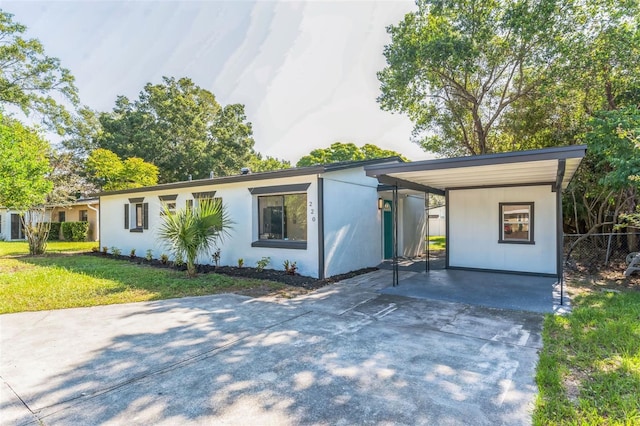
0, 241, 96, 257
428, 236, 446, 251
0, 251, 287, 314
534, 277, 640, 425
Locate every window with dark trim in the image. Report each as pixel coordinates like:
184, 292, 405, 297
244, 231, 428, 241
58, 211, 66, 222
253, 193, 307, 249
124, 198, 148, 232
79, 210, 88, 222
159, 195, 177, 216
499, 202, 534, 244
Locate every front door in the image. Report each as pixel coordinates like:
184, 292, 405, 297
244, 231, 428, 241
383, 200, 393, 259
10, 214, 23, 240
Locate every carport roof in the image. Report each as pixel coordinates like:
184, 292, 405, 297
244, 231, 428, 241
365, 145, 587, 195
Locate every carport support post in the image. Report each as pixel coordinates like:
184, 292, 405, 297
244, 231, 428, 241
393, 185, 399, 287
556, 177, 564, 305
425, 192, 430, 272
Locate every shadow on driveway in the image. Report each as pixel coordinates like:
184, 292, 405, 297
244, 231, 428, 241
1, 275, 543, 425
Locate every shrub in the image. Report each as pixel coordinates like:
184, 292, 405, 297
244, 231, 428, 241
102, 246, 108, 255
237, 258, 244, 268
283, 260, 297, 275
129, 249, 136, 258
61, 221, 89, 242
91, 246, 99, 253
160, 253, 169, 264
145, 249, 153, 261
111, 247, 121, 257
174, 252, 184, 267
212, 248, 221, 267
48, 222, 62, 241
256, 256, 270, 272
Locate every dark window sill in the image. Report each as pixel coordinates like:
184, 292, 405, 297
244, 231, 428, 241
251, 240, 307, 250
130, 228, 144, 233
498, 239, 535, 245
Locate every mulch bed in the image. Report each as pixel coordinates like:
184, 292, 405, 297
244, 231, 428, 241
85, 251, 377, 290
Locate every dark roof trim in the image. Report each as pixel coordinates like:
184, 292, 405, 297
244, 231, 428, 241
553, 159, 566, 193
249, 183, 311, 195
96, 157, 403, 197
365, 145, 587, 176
377, 175, 445, 196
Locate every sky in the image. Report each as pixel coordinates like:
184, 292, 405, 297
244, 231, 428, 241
2, 0, 430, 164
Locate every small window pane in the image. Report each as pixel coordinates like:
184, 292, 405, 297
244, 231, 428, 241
79, 210, 88, 222
136, 204, 144, 228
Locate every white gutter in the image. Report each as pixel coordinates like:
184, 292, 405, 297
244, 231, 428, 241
86, 202, 99, 241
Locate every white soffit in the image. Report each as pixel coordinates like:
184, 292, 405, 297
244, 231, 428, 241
366, 146, 587, 192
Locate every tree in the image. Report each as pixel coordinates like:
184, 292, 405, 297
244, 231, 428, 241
248, 153, 291, 172
96, 77, 256, 183
378, 0, 567, 156
378, 0, 640, 157
158, 199, 233, 277
296, 142, 408, 167
0, 114, 53, 254
0, 10, 79, 133
85, 148, 158, 191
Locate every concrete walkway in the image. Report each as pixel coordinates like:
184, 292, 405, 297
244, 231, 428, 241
1, 270, 543, 425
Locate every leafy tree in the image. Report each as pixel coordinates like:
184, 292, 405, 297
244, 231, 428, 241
297, 142, 407, 167
248, 153, 291, 172
0, 114, 53, 254
378, 0, 566, 156
85, 148, 158, 191
158, 199, 233, 277
0, 10, 78, 133
96, 77, 255, 183
0, 114, 52, 210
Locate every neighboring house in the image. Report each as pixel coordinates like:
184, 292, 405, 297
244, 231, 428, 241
0, 198, 100, 242
98, 158, 425, 279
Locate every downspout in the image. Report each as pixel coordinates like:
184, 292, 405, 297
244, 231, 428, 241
87, 201, 99, 242
317, 176, 325, 280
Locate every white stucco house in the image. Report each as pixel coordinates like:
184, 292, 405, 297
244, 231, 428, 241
97, 145, 586, 281
97, 158, 425, 279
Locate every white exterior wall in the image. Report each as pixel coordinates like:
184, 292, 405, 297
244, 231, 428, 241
0, 209, 8, 240
402, 195, 426, 257
322, 168, 382, 277
428, 206, 446, 236
448, 185, 557, 274
100, 175, 321, 277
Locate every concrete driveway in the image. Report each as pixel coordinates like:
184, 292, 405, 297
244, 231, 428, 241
1, 270, 543, 425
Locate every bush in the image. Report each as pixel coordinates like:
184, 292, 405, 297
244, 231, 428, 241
48, 222, 62, 241
61, 221, 89, 242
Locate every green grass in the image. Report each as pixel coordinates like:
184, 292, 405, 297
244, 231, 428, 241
0, 241, 97, 257
428, 236, 446, 251
0, 247, 285, 314
534, 283, 640, 425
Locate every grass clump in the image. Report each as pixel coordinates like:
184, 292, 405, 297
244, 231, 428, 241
534, 280, 640, 425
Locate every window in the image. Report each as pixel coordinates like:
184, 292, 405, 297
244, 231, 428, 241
186, 199, 193, 212
258, 194, 307, 241
58, 211, 66, 222
125, 198, 148, 232
159, 195, 177, 216
499, 202, 534, 244
79, 210, 88, 222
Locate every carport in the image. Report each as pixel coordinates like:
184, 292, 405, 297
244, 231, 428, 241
366, 145, 587, 307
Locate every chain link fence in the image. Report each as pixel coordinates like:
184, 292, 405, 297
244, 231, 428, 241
564, 232, 640, 274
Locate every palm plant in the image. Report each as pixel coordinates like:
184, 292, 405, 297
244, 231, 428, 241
158, 199, 232, 277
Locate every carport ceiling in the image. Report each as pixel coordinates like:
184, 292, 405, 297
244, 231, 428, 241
365, 145, 587, 193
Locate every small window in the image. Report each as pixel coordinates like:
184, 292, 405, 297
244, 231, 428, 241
58, 211, 66, 222
186, 199, 193, 212
135, 203, 144, 228
258, 194, 307, 241
159, 195, 178, 216
499, 202, 534, 244
79, 210, 88, 222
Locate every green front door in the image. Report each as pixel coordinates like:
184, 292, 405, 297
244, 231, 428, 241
383, 200, 393, 259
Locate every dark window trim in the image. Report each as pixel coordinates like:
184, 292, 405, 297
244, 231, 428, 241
129, 228, 143, 233
257, 193, 307, 245
248, 183, 310, 195
251, 240, 307, 250
158, 194, 178, 201
498, 202, 535, 244
128, 197, 144, 203
192, 191, 216, 199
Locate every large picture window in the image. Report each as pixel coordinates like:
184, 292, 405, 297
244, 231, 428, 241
258, 194, 307, 242
499, 202, 534, 244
